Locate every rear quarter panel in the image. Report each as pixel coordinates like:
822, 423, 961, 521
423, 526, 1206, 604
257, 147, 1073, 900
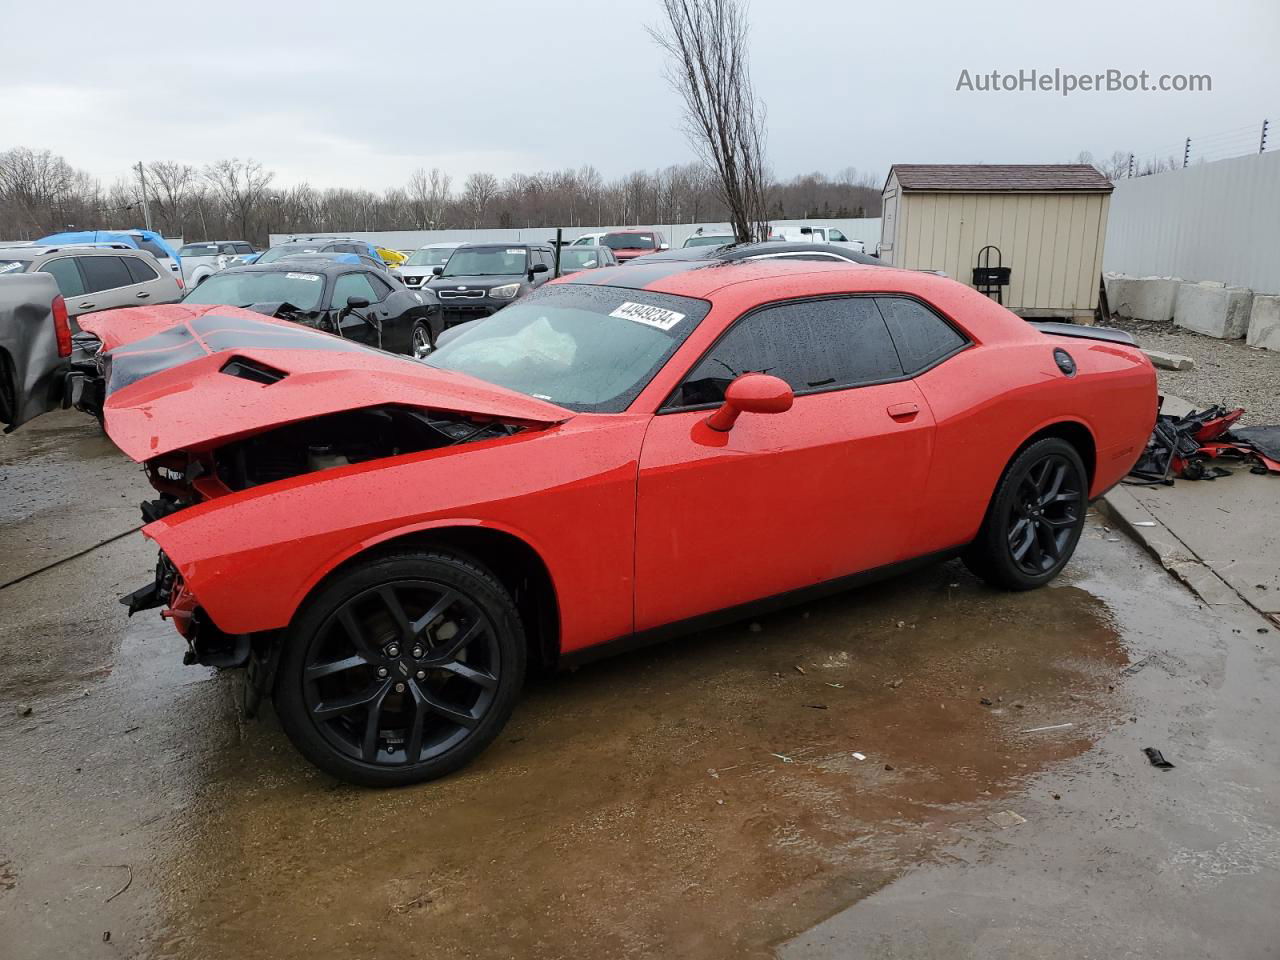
911, 336, 1155, 552
144, 415, 648, 653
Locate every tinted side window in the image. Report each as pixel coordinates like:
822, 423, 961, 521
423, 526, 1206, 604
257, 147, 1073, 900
876, 297, 967, 374
367, 273, 392, 302
234, 243, 254, 254
829, 228, 848, 242
123, 256, 158, 284
676, 297, 904, 407
39, 257, 87, 297
332, 272, 380, 306
79, 256, 134, 293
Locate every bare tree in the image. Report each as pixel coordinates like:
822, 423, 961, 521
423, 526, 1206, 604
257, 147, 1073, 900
203, 158, 274, 241
649, 0, 770, 241
461, 172, 498, 228
145, 161, 195, 236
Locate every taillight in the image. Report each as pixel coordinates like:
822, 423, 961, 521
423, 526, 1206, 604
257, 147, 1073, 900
52, 295, 72, 358
175, 274, 185, 290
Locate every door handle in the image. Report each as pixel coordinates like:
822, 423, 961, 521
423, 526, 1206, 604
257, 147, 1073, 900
77, 302, 95, 310
887, 402, 920, 421
136, 292, 150, 299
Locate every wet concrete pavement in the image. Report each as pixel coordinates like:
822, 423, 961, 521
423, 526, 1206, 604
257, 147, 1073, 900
1, 412, 1278, 959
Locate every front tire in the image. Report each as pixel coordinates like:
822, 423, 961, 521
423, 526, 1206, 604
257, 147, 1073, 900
275, 551, 526, 787
963, 438, 1088, 590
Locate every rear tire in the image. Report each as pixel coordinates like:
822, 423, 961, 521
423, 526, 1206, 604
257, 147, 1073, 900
410, 321, 434, 359
962, 438, 1088, 590
275, 551, 526, 787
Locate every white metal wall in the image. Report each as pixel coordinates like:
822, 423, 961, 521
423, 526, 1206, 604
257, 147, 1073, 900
1103, 150, 1280, 293
271, 218, 882, 252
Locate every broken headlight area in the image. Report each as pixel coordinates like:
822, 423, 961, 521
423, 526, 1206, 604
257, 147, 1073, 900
119, 550, 249, 667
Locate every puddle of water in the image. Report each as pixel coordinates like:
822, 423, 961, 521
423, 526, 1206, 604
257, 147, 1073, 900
144, 556, 1130, 960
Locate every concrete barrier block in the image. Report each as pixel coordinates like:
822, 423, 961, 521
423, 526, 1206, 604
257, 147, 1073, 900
1246, 294, 1280, 352
1143, 349, 1195, 370
1174, 283, 1254, 339
1110, 275, 1181, 322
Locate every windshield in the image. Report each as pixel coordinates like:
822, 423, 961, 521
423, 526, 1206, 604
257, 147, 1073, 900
182, 270, 325, 311
558, 249, 606, 270
601, 233, 656, 250
441, 246, 527, 277
426, 284, 709, 413
257, 243, 323, 264
0, 259, 30, 274
683, 235, 731, 247
405, 246, 458, 267
179, 243, 220, 257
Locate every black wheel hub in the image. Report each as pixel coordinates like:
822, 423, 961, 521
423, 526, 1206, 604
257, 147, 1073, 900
302, 580, 500, 767
1006, 453, 1082, 576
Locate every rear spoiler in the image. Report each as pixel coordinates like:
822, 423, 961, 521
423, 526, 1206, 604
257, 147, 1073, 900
1031, 321, 1136, 346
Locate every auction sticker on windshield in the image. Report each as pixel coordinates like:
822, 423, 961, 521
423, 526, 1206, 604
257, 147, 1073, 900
609, 301, 686, 331
286, 273, 322, 282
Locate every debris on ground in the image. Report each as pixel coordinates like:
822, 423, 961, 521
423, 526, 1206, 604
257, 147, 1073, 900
987, 810, 1027, 828
886, 678, 903, 689
851, 752, 867, 761
825, 682, 844, 689
793, 665, 806, 675
1143, 747, 1176, 770
1023, 723, 1075, 733
1127, 404, 1280, 484
16, 703, 32, 717
104, 864, 133, 903
979, 697, 993, 706
802, 704, 828, 710
748, 622, 762, 633
770, 753, 794, 764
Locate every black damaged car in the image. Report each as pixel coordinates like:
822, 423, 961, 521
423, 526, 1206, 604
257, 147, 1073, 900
181, 257, 442, 357
425, 243, 555, 328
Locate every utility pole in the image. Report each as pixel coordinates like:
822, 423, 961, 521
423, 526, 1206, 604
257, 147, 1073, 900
135, 161, 153, 231
1127, 153, 1134, 178
1182, 138, 1191, 169
1261, 119, 1270, 154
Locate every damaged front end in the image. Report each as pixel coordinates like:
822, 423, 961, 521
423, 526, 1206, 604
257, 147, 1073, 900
94, 306, 570, 678
118, 403, 534, 669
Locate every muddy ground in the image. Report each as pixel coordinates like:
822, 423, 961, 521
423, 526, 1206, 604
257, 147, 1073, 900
1, 411, 1277, 959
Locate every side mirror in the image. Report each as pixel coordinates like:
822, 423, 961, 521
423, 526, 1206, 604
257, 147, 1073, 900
346, 296, 370, 310
431, 266, 443, 276
705, 373, 793, 431
659, 242, 670, 250
530, 262, 549, 274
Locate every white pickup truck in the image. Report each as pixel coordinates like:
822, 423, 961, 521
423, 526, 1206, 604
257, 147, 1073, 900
771, 225, 866, 253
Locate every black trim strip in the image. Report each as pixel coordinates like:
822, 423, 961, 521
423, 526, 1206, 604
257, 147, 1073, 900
558, 546, 964, 670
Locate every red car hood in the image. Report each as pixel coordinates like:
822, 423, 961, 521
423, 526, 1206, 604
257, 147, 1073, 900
79, 305, 572, 461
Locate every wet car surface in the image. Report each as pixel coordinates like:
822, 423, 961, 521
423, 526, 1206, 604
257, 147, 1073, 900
1, 411, 1278, 959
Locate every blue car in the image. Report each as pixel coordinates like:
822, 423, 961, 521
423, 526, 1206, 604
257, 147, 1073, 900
256, 237, 389, 271
37, 229, 183, 282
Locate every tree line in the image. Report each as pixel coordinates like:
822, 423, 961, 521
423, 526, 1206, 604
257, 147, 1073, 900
0, 147, 882, 247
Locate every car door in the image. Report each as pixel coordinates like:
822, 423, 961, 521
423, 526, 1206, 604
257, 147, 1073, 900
121, 253, 182, 305
35, 256, 89, 321
330, 271, 394, 350
67, 255, 138, 316
633, 295, 936, 632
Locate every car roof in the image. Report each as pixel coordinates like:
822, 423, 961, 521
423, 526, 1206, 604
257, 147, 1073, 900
0, 244, 147, 258
562, 256, 903, 299
224, 258, 357, 276
416, 241, 467, 249
637, 240, 880, 265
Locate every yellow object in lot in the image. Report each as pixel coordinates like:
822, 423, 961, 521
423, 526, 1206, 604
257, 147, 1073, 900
376, 246, 407, 267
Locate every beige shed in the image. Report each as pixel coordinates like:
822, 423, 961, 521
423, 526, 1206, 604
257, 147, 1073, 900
879, 164, 1113, 321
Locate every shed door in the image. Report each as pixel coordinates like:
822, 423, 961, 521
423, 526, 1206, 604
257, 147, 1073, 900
880, 192, 898, 264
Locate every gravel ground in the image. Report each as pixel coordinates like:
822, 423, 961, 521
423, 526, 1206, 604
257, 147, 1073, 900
1106, 316, 1280, 425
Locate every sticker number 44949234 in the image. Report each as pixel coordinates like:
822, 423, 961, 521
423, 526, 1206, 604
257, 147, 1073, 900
609, 301, 686, 331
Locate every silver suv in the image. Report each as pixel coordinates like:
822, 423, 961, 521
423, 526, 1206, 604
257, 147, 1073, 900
0, 245, 184, 326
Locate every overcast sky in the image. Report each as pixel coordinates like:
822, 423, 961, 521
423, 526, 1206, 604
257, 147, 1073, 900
3, 0, 1276, 191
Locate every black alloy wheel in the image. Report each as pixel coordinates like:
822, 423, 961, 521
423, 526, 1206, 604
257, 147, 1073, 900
276, 552, 526, 786
1005, 453, 1082, 576
963, 437, 1088, 590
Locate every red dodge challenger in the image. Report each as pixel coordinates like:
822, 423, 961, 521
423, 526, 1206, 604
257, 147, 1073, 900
77, 259, 1156, 786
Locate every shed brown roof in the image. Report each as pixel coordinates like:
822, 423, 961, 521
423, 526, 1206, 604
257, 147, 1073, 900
888, 164, 1114, 193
